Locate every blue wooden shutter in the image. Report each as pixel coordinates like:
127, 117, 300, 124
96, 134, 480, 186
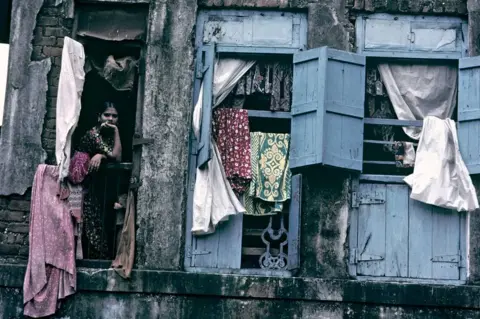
287, 174, 302, 271
458, 56, 480, 174
352, 183, 463, 280
408, 200, 462, 280
191, 214, 243, 269
290, 47, 365, 171
352, 183, 409, 277
196, 44, 215, 168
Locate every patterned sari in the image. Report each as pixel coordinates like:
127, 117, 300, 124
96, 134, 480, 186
72, 125, 115, 259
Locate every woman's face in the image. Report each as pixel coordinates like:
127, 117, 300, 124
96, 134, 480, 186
99, 107, 119, 125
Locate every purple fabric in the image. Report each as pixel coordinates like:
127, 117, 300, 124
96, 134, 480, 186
23, 165, 76, 318
68, 151, 90, 184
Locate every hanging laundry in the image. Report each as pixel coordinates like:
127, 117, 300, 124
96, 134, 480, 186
212, 108, 252, 194
229, 61, 293, 112
56, 37, 86, 183
23, 165, 77, 318
270, 62, 292, 112
111, 190, 136, 279
245, 132, 291, 216
404, 116, 479, 212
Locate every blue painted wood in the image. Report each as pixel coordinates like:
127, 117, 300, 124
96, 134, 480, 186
290, 47, 365, 171
348, 178, 360, 277
407, 198, 433, 279
193, 214, 243, 268
287, 174, 302, 271
359, 174, 406, 184
431, 206, 460, 280
363, 161, 397, 165
363, 51, 462, 59
364, 118, 423, 127
459, 212, 468, 280
247, 110, 291, 119
196, 44, 215, 168
356, 184, 387, 276
385, 184, 408, 277
196, 10, 307, 50
408, 197, 461, 280
356, 13, 468, 58
458, 57, 480, 174
216, 45, 299, 55
353, 182, 465, 281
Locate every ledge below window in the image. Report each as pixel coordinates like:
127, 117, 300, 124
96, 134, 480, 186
1, 264, 480, 310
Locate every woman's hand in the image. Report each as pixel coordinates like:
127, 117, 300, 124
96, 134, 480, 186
101, 122, 118, 132
89, 153, 106, 172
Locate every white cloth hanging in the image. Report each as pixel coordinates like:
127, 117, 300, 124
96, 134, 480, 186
404, 116, 478, 212
55, 37, 85, 182
191, 59, 254, 235
378, 63, 457, 163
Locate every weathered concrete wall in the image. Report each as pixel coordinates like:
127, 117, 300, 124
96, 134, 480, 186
299, 167, 351, 278
0, 0, 72, 263
136, 0, 197, 269
350, 0, 466, 13
4, 290, 480, 319
4, 265, 480, 318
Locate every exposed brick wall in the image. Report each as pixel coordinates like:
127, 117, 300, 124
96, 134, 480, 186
33, 1, 73, 166
349, 0, 467, 14
0, 0, 72, 264
0, 192, 31, 264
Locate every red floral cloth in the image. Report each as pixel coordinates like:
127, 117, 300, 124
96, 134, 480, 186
212, 108, 252, 194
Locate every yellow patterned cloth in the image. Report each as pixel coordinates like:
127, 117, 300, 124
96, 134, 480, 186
244, 132, 291, 216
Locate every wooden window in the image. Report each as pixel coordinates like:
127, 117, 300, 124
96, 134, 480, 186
348, 14, 470, 283
185, 10, 307, 275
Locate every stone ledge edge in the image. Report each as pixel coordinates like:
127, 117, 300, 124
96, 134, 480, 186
1, 264, 479, 309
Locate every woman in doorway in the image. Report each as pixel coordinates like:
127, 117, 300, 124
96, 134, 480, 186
71, 101, 122, 259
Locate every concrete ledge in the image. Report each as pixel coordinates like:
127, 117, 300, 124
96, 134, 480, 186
2, 264, 480, 309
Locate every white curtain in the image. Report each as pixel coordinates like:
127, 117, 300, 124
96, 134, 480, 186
55, 37, 86, 181
378, 63, 457, 164
192, 59, 254, 235
404, 116, 478, 212
379, 63, 478, 211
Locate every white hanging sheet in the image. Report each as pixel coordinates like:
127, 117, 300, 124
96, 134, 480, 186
378, 63, 457, 163
192, 59, 254, 235
404, 116, 478, 212
379, 63, 478, 212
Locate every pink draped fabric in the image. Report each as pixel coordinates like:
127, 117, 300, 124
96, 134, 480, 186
23, 164, 76, 318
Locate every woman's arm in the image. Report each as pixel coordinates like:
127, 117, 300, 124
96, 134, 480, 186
104, 123, 122, 162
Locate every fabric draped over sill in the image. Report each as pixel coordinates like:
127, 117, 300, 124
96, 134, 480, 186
191, 59, 254, 235
378, 63, 457, 165
55, 37, 86, 182
404, 116, 479, 212
23, 165, 77, 318
111, 190, 136, 279
244, 132, 291, 216
212, 108, 252, 194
